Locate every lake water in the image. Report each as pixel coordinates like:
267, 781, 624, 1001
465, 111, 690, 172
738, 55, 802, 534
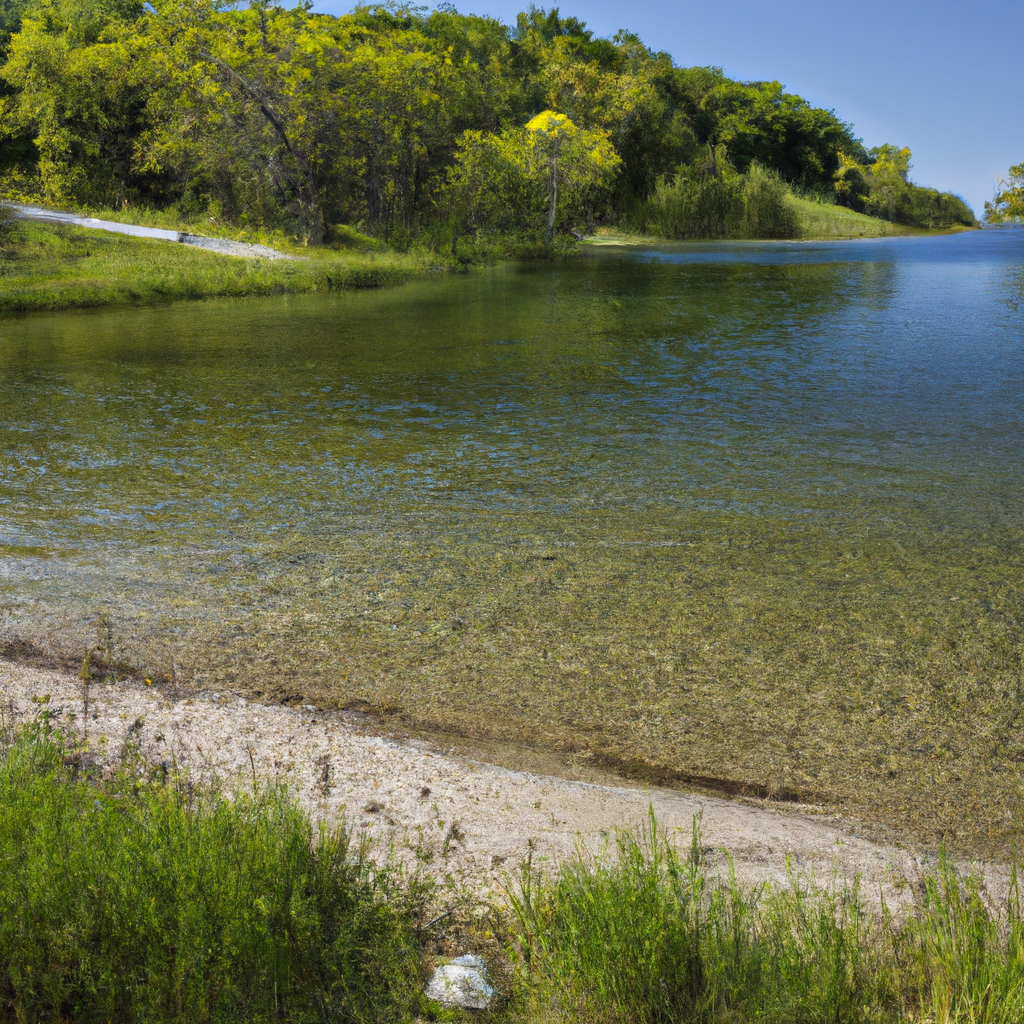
2, 229, 1024, 849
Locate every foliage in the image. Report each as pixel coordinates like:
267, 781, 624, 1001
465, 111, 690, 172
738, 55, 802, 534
0, 1, 975, 242
0, 713, 428, 1023
508, 811, 1024, 1024
0, 0, 28, 55
833, 151, 871, 212
985, 163, 1024, 223
832, 144, 975, 229
0, 0, 157, 208
741, 161, 799, 238
624, 155, 798, 240
443, 108, 620, 246
643, 158, 744, 239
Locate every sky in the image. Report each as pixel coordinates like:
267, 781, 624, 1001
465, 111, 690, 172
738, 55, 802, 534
316, 0, 1023, 217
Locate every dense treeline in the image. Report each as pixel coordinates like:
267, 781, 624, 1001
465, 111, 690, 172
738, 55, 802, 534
0, 0, 976, 245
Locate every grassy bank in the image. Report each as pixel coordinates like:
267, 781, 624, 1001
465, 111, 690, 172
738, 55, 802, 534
2, 717, 1023, 1023
788, 195, 913, 238
591, 198, 918, 246
0, 198, 958, 318
0, 218, 440, 315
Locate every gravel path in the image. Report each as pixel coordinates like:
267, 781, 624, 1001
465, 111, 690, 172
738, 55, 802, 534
7, 204, 291, 259
0, 660, 1004, 904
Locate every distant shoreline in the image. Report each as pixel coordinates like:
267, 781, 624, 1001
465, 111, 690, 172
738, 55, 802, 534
0, 203, 977, 318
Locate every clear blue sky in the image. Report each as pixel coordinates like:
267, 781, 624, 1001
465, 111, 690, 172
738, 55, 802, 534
315, 0, 1022, 216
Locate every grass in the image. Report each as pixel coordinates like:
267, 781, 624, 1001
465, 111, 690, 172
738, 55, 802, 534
789, 196, 912, 239
508, 811, 1024, 1024
590, 199, 914, 245
0, 199, 936, 318
0, 219, 442, 315
0, 711, 429, 1023
2, 712, 1023, 1023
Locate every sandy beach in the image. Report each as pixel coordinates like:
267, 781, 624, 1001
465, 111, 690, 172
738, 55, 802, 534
2, 658, 1007, 907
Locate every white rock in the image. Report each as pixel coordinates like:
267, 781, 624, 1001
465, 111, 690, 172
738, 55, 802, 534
424, 953, 495, 1010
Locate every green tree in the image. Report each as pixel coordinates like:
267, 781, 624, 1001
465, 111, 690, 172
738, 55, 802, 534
0, 0, 29, 55
985, 164, 1024, 223
140, 0, 486, 242
0, 0, 976, 239
833, 151, 870, 211
1, 0, 160, 206
863, 144, 911, 221
445, 108, 619, 245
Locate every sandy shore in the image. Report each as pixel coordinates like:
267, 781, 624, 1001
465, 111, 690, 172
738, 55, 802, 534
0, 660, 1005, 904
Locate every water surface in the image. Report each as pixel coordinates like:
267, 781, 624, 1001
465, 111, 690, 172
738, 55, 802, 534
3, 229, 1024, 849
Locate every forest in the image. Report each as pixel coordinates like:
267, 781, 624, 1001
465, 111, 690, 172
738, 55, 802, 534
0, 0, 978, 247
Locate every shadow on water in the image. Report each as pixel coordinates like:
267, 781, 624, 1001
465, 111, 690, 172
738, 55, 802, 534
3, 229, 1024, 852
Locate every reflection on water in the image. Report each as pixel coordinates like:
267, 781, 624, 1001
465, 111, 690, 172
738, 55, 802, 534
2, 228, 1024, 850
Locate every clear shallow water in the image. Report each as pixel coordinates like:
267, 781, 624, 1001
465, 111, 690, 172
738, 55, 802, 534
3, 229, 1024, 849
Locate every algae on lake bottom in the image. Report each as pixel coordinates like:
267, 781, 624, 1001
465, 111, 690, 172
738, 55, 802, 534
2, 230, 1024, 854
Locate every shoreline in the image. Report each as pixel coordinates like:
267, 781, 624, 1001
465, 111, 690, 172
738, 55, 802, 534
1, 207, 973, 319
0, 658, 1009, 905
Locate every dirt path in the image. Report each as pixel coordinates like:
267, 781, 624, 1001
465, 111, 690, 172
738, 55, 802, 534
0, 660, 1005, 904
7, 204, 291, 260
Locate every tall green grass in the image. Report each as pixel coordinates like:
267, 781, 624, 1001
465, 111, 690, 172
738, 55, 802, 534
615, 162, 927, 242
0, 714, 428, 1023
3, 709, 1023, 1023
507, 811, 1024, 1023
627, 162, 800, 241
789, 196, 909, 239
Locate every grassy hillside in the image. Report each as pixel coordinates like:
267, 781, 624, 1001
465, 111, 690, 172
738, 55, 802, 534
589, 201, 920, 245
790, 196, 911, 238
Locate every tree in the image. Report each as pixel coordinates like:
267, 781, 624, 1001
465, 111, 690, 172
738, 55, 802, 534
985, 164, 1024, 223
863, 144, 911, 221
444, 109, 619, 245
0, 0, 973, 238
1, 0, 160, 206
833, 152, 870, 211
0, 0, 29, 55
139, 0, 485, 242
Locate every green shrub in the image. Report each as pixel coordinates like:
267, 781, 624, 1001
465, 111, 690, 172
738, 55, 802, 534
742, 162, 799, 239
0, 716, 427, 1024
627, 158, 800, 241
643, 167, 744, 240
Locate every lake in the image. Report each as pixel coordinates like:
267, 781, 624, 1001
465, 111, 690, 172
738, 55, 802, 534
2, 229, 1024, 850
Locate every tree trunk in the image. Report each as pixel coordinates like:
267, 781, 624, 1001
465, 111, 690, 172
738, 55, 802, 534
545, 137, 560, 245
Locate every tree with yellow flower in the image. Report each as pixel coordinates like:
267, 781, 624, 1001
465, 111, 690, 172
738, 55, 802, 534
444, 109, 620, 246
